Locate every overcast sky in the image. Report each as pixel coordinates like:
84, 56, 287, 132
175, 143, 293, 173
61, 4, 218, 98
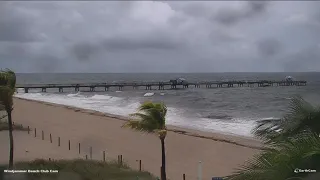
0, 1, 320, 73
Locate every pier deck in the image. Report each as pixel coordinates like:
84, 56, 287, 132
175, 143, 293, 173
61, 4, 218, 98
16, 80, 307, 93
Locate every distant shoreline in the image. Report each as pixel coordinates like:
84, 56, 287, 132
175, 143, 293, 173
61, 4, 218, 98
13, 96, 264, 150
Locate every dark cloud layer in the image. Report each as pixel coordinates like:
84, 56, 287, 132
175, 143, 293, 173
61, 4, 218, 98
214, 1, 269, 25
256, 39, 282, 58
0, 1, 319, 72
72, 42, 99, 62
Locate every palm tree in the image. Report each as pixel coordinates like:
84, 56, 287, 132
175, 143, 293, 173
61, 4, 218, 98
253, 95, 320, 143
0, 69, 16, 169
225, 96, 320, 180
225, 132, 320, 180
122, 101, 168, 180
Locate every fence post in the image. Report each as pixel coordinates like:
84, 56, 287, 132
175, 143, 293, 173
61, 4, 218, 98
27, 126, 30, 134
68, 140, 71, 150
90, 146, 92, 159
103, 151, 105, 162
58, 137, 60, 147
50, 134, 52, 143
183, 174, 186, 180
198, 161, 202, 180
34, 128, 37, 137
42, 130, 44, 140
78, 143, 81, 154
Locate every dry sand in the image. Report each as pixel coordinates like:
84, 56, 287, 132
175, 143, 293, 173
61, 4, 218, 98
0, 98, 261, 180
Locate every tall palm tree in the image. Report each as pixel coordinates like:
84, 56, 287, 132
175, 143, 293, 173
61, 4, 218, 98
225, 96, 320, 180
0, 69, 16, 169
122, 101, 168, 180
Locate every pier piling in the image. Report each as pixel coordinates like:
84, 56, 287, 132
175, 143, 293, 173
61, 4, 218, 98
16, 80, 307, 93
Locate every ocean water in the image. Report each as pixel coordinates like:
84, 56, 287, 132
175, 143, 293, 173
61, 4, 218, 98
14, 72, 320, 137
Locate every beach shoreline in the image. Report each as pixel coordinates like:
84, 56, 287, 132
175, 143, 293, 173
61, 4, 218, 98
7, 97, 261, 179
13, 97, 263, 150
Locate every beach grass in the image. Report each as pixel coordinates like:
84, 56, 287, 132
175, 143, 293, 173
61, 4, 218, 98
0, 114, 30, 131
0, 120, 28, 131
0, 159, 158, 180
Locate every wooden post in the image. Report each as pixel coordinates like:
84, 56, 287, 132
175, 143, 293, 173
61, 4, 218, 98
58, 137, 60, 147
50, 134, 52, 143
78, 143, 81, 154
34, 128, 37, 137
183, 174, 186, 180
120, 155, 123, 165
118, 155, 120, 164
198, 161, 202, 180
27, 126, 30, 134
42, 130, 44, 140
103, 151, 106, 162
139, 160, 142, 171
90, 146, 92, 159
68, 140, 71, 150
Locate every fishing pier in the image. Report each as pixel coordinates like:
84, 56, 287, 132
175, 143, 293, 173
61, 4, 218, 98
16, 80, 307, 93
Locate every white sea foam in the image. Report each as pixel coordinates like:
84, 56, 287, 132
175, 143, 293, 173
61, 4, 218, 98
143, 92, 154, 97
14, 92, 257, 137
91, 94, 117, 100
14, 92, 136, 116
193, 118, 256, 137
67, 92, 81, 97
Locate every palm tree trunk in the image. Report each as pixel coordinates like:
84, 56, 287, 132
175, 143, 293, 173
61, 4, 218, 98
160, 137, 167, 180
7, 111, 14, 169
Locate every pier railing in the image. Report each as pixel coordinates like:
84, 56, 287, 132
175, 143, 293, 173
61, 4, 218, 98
15, 80, 307, 93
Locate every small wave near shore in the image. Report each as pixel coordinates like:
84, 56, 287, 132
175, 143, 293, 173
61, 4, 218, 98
13, 90, 275, 137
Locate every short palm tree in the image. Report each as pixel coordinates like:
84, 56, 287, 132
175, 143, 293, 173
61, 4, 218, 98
0, 69, 16, 169
225, 96, 320, 180
122, 101, 168, 180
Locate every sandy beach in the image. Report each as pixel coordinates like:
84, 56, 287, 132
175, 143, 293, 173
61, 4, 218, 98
0, 97, 261, 180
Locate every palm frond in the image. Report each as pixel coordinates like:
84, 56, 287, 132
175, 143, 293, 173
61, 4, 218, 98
0, 86, 14, 112
0, 69, 16, 89
252, 96, 320, 142
0, 114, 8, 120
123, 102, 167, 134
226, 132, 320, 180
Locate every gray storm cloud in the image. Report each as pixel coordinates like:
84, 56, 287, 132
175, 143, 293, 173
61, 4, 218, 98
214, 1, 269, 25
0, 1, 319, 72
256, 38, 282, 58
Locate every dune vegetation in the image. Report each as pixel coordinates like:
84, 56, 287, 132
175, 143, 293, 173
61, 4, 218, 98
0, 159, 157, 180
